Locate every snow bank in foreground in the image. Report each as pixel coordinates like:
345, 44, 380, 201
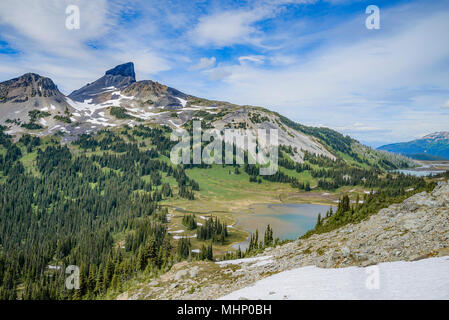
219, 256, 449, 300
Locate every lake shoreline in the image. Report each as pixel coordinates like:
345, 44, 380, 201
163, 198, 337, 253
231, 203, 336, 250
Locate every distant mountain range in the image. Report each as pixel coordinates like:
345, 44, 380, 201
378, 132, 449, 161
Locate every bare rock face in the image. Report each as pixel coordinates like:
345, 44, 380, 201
0, 73, 73, 126
105, 62, 136, 79
0, 73, 61, 102
68, 62, 136, 103
122, 80, 186, 101
212, 107, 336, 162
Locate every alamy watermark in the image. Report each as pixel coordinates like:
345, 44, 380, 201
365, 5, 380, 30
170, 121, 279, 175
365, 265, 380, 290
65, 5, 80, 30
65, 265, 80, 290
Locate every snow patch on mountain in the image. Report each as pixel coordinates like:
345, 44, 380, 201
177, 97, 188, 108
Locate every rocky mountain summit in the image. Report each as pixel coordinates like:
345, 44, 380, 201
0, 73, 72, 126
0, 73, 62, 102
120, 180, 449, 300
68, 62, 136, 103
67, 62, 188, 109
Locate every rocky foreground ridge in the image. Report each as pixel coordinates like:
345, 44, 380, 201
119, 180, 449, 300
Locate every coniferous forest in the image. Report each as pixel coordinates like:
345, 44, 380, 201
0, 123, 435, 300
0, 125, 200, 299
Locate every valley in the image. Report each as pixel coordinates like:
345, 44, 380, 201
0, 0, 448, 305
120, 180, 449, 300
0, 63, 447, 300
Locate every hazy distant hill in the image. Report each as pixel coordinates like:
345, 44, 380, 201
378, 132, 449, 160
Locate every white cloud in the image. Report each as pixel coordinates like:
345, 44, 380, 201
187, 1, 314, 48
269, 55, 298, 66
114, 49, 171, 77
0, 0, 122, 92
207, 68, 232, 81
189, 57, 216, 71
0, 0, 176, 92
333, 122, 383, 133
238, 55, 265, 64
443, 100, 449, 108
0, 0, 111, 59
199, 6, 449, 144
186, 0, 320, 49
189, 10, 262, 47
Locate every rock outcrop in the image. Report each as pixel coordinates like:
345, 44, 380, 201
68, 62, 136, 103
0, 73, 73, 125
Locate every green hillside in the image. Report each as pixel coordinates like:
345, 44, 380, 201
0, 120, 432, 300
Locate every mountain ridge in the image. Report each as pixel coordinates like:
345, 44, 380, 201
0, 62, 415, 169
378, 132, 449, 160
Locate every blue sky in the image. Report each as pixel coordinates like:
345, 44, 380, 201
0, 0, 449, 147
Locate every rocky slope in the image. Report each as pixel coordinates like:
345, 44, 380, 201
210, 106, 336, 162
0, 63, 337, 161
0, 62, 416, 166
0, 73, 73, 126
122, 80, 188, 109
68, 62, 136, 103
120, 179, 449, 300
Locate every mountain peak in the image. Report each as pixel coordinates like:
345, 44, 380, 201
19, 73, 42, 80
68, 62, 136, 102
8, 72, 48, 84
105, 62, 135, 80
423, 131, 449, 140
0, 72, 61, 103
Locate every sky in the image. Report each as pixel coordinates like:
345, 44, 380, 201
0, 0, 448, 147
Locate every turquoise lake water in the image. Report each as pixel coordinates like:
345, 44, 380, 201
232, 203, 335, 250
